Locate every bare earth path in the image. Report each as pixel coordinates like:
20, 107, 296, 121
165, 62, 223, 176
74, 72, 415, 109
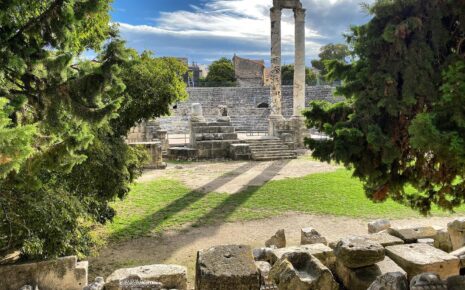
89, 156, 461, 288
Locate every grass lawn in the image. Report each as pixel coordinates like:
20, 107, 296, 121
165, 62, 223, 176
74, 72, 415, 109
102, 169, 465, 241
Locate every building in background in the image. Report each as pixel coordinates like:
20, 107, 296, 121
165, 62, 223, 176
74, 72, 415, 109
233, 55, 265, 87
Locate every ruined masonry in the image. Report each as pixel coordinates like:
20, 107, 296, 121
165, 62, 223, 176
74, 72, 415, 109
5, 217, 465, 289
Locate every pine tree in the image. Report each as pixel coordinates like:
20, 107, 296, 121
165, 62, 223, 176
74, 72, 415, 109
304, 0, 465, 214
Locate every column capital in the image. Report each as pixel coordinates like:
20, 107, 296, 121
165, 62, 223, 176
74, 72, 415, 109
270, 6, 282, 17
294, 8, 306, 20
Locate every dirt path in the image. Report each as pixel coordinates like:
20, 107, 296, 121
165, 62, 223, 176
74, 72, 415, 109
89, 156, 461, 288
138, 155, 338, 194
89, 213, 457, 288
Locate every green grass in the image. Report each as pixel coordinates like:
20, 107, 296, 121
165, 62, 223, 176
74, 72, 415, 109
102, 169, 465, 241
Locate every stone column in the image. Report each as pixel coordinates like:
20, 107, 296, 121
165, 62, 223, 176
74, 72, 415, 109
291, 8, 307, 148
269, 7, 285, 136
293, 8, 306, 117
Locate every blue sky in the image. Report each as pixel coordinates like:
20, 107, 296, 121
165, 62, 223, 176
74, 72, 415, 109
111, 0, 373, 66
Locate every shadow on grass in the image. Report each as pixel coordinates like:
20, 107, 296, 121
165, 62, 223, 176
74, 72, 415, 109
109, 160, 290, 241
109, 161, 258, 239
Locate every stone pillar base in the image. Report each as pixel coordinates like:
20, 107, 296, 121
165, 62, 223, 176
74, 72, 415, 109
290, 115, 308, 149
269, 114, 286, 137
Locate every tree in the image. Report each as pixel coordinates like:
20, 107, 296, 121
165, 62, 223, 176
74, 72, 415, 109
281, 64, 318, 85
304, 0, 465, 214
311, 43, 350, 76
203, 57, 236, 86
0, 1, 187, 260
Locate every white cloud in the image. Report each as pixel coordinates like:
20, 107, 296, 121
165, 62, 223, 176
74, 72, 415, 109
116, 0, 374, 64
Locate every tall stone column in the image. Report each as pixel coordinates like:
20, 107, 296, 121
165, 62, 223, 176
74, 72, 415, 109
293, 8, 306, 117
269, 7, 284, 136
291, 8, 307, 148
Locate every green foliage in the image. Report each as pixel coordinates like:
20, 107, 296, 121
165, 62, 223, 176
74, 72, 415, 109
281, 64, 318, 85
304, 0, 465, 214
311, 43, 350, 76
0, 98, 36, 178
0, 1, 186, 259
204, 57, 236, 87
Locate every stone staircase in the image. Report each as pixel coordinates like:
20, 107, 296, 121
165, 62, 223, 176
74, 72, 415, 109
247, 138, 297, 161
191, 120, 241, 159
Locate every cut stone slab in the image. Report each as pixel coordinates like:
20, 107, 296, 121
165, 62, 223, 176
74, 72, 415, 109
449, 246, 465, 267
0, 256, 87, 290
105, 264, 187, 290
447, 275, 465, 290
269, 251, 339, 290
409, 272, 447, 290
334, 236, 385, 268
434, 228, 453, 253
448, 217, 465, 251
367, 272, 408, 290
368, 219, 391, 234
363, 232, 404, 247
301, 227, 328, 245
385, 243, 460, 280
336, 256, 405, 290
255, 261, 271, 285
269, 244, 336, 270
388, 226, 437, 243
195, 245, 260, 290
265, 229, 286, 249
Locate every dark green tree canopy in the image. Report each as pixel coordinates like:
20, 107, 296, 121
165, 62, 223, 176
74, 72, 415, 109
281, 64, 317, 85
0, 0, 187, 260
311, 43, 350, 76
305, 0, 465, 214
204, 57, 236, 86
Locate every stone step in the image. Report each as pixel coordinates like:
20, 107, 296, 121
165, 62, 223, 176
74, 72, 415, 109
249, 145, 290, 150
252, 153, 297, 158
195, 133, 238, 141
253, 155, 297, 161
193, 126, 235, 134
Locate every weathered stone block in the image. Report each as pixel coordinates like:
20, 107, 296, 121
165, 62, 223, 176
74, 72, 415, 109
265, 229, 286, 249
385, 243, 460, 280
367, 272, 408, 290
269, 244, 336, 270
447, 275, 465, 290
255, 261, 271, 285
0, 256, 87, 290
301, 227, 328, 245
409, 272, 447, 290
269, 251, 339, 290
388, 226, 437, 243
448, 217, 465, 251
195, 245, 260, 290
363, 232, 404, 247
336, 257, 405, 290
449, 246, 465, 267
105, 264, 187, 290
368, 219, 391, 234
434, 228, 453, 253
334, 236, 385, 268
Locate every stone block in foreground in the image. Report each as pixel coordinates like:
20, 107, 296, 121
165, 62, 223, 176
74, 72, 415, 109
386, 243, 460, 280
368, 219, 391, 234
335, 256, 405, 290
105, 264, 187, 290
388, 226, 437, 243
195, 245, 260, 290
0, 256, 87, 290
334, 236, 385, 268
269, 243, 336, 270
362, 232, 404, 247
270, 251, 339, 290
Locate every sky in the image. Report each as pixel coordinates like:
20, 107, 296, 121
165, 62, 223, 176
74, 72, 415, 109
111, 0, 374, 66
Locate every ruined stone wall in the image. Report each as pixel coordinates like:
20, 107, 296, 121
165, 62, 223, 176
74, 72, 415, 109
159, 86, 339, 133
233, 56, 265, 87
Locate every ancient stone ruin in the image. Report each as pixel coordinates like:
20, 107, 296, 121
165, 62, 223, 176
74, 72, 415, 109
4, 217, 465, 289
